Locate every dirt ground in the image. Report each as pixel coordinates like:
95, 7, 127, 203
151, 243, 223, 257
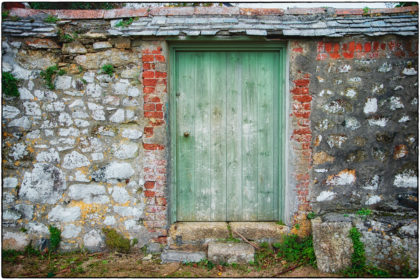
2, 250, 339, 278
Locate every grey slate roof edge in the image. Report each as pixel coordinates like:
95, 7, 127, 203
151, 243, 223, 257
2, 7, 418, 38
5, 5, 419, 19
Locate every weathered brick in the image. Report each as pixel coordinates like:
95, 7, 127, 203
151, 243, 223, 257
144, 181, 155, 189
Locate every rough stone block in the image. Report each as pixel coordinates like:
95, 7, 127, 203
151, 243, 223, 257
311, 218, 353, 273
2, 231, 30, 250
208, 242, 254, 264
229, 222, 289, 242
169, 222, 229, 243
161, 250, 206, 263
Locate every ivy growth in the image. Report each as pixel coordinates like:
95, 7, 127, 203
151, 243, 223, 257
101, 64, 115, 76
2, 72, 20, 97
49, 225, 61, 252
40, 65, 66, 89
341, 227, 389, 277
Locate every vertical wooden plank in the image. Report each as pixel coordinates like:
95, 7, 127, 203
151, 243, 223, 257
257, 52, 276, 220
176, 52, 196, 221
209, 52, 227, 221
226, 52, 243, 220
241, 52, 259, 221
194, 52, 212, 220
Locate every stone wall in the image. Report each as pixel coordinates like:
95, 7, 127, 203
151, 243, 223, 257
2, 33, 169, 251
288, 36, 418, 270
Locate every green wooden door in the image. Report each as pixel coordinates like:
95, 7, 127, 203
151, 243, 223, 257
173, 46, 284, 222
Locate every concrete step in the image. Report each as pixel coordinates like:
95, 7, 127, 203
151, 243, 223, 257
208, 241, 255, 264
230, 222, 290, 243
169, 222, 229, 245
169, 222, 290, 245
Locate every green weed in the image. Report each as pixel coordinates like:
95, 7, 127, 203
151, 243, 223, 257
307, 212, 316, 220
102, 228, 131, 253
44, 15, 59, 23
2, 10, 9, 19
363, 6, 370, 15
2, 72, 20, 97
101, 64, 114, 76
276, 220, 285, 226
40, 65, 66, 89
115, 17, 135, 28
341, 227, 390, 277
273, 234, 316, 267
49, 225, 61, 251
294, 224, 300, 230
357, 208, 372, 218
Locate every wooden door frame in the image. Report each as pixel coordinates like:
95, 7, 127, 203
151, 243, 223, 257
169, 41, 287, 224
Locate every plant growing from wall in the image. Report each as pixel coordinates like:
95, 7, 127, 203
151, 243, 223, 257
102, 228, 131, 253
273, 234, 317, 268
341, 227, 389, 277
2, 72, 20, 97
115, 17, 135, 28
40, 65, 66, 90
44, 15, 59, 23
49, 225, 61, 252
101, 64, 115, 76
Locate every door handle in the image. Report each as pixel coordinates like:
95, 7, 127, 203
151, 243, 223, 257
184, 131, 190, 137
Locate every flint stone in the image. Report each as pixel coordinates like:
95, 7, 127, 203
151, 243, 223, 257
161, 250, 206, 263
34, 89, 57, 101
93, 41, 112, 50
68, 183, 109, 204
112, 142, 139, 159
110, 108, 125, 123
111, 187, 131, 203
208, 242, 254, 264
3, 231, 29, 250
48, 205, 81, 222
8, 116, 32, 130
121, 128, 143, 139
106, 162, 134, 180
3, 209, 21, 220
113, 206, 142, 219
311, 218, 353, 273
19, 163, 66, 204
3, 177, 18, 189
55, 76, 72, 90
62, 224, 82, 239
36, 148, 60, 163
19, 87, 35, 100
62, 151, 90, 169
83, 229, 106, 252
3, 105, 20, 119
27, 222, 49, 235
15, 204, 34, 219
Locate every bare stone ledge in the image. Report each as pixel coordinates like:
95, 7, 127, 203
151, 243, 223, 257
169, 222, 229, 244
230, 222, 290, 243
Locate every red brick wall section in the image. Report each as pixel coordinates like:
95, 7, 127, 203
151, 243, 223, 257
291, 72, 312, 218
142, 47, 168, 243
317, 39, 418, 60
